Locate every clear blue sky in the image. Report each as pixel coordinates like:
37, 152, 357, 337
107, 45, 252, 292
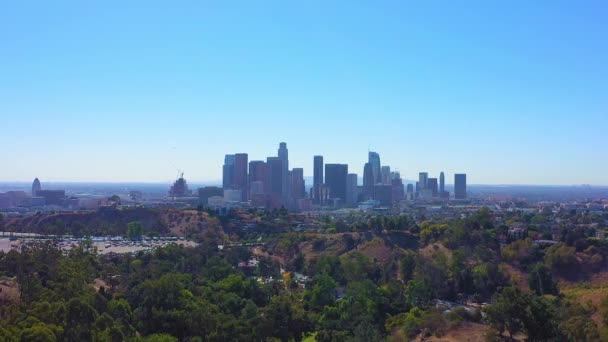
1, 1, 607, 185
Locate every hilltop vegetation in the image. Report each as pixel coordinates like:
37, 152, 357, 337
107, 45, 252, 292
1, 207, 608, 341
2, 208, 223, 239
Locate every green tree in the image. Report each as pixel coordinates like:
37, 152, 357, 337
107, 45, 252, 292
484, 287, 528, 339
126, 221, 144, 240
528, 263, 559, 296
306, 274, 337, 311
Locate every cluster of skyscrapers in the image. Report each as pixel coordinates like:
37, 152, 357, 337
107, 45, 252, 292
208, 142, 467, 210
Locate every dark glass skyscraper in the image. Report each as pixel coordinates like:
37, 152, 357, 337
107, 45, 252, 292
234, 153, 248, 200
418, 172, 428, 191
278, 142, 289, 199
313, 155, 323, 204
222, 154, 235, 189
249, 160, 267, 197
346, 173, 358, 206
368, 151, 381, 185
291, 168, 305, 199
427, 178, 438, 197
363, 162, 374, 199
32, 178, 41, 196
439, 172, 445, 193
266, 157, 283, 197
454, 173, 467, 199
325, 164, 348, 203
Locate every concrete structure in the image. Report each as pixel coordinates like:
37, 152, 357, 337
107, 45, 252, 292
198, 186, 223, 205
36, 190, 65, 206
224, 189, 242, 202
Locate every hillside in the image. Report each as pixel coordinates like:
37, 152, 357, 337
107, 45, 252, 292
3, 207, 224, 239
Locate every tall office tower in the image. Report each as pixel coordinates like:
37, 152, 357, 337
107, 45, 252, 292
291, 168, 305, 199
325, 164, 348, 203
222, 154, 235, 189
346, 173, 358, 206
406, 183, 414, 200
381, 166, 391, 185
427, 178, 438, 197
32, 178, 41, 196
391, 177, 404, 202
363, 162, 374, 199
418, 172, 428, 190
233, 153, 248, 200
439, 172, 445, 193
266, 157, 284, 197
278, 142, 289, 199
390, 171, 401, 180
313, 155, 324, 204
249, 161, 267, 197
454, 173, 467, 199
368, 151, 382, 184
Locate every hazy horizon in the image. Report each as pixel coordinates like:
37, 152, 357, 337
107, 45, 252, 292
2, 2, 607, 184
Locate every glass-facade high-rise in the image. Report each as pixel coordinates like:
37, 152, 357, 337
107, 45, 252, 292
325, 164, 348, 203
222, 154, 235, 189
368, 152, 381, 185
313, 155, 323, 203
454, 173, 467, 199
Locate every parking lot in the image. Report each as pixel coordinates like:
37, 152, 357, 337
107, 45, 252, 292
0, 237, 197, 255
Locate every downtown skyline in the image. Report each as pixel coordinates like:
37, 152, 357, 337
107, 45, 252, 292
2, 1, 607, 185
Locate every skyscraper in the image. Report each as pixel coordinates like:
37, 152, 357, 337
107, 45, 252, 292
381, 166, 391, 185
406, 183, 414, 193
249, 160, 267, 197
313, 155, 323, 204
291, 168, 305, 199
427, 178, 438, 197
278, 142, 289, 199
368, 152, 381, 185
222, 155, 235, 189
391, 177, 404, 202
455, 174, 467, 199
346, 173, 358, 206
439, 172, 445, 193
32, 178, 41, 196
234, 153, 248, 201
325, 164, 348, 203
363, 162, 374, 199
418, 172, 428, 191
266, 157, 284, 197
